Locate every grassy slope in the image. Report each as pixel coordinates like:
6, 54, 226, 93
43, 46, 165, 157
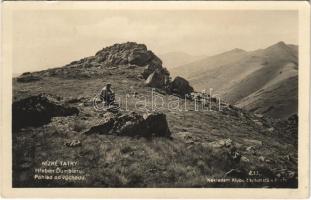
170, 42, 298, 119
236, 76, 298, 119
13, 66, 297, 188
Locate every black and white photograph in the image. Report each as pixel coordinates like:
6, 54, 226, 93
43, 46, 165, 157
1, 1, 310, 198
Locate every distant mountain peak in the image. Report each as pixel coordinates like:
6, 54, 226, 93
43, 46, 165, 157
276, 41, 286, 45
264, 41, 298, 60
231, 48, 246, 52
267, 41, 288, 50
216, 48, 247, 57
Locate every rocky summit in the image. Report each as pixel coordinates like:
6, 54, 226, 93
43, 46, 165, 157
20, 42, 191, 97
12, 42, 297, 188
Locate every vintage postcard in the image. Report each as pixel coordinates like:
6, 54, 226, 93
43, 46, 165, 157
1, 1, 310, 198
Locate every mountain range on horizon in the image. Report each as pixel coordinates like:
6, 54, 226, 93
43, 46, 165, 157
169, 41, 298, 120
159, 51, 206, 69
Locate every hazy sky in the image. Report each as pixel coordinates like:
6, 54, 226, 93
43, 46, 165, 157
12, 10, 298, 74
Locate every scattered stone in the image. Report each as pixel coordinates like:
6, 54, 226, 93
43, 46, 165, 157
127, 65, 136, 69
258, 156, 265, 162
254, 113, 264, 118
246, 146, 256, 155
243, 139, 263, 146
176, 132, 195, 142
246, 146, 255, 151
229, 147, 241, 162
267, 127, 275, 132
83, 101, 93, 107
253, 119, 264, 126
240, 156, 250, 163
208, 138, 232, 148
65, 140, 81, 147
225, 139, 233, 147
177, 132, 198, 144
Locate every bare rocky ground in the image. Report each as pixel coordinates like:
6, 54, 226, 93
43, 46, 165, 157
12, 42, 297, 188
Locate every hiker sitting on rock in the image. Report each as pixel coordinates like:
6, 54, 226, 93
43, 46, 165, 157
100, 83, 115, 105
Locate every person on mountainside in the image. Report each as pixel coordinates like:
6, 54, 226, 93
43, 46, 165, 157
100, 83, 115, 105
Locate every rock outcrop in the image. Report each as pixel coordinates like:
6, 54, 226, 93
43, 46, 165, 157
170, 76, 194, 97
17, 74, 41, 83
16, 42, 194, 96
85, 112, 171, 137
35, 42, 174, 89
12, 94, 79, 130
94, 42, 164, 73
145, 70, 169, 88
95, 42, 170, 87
143, 112, 171, 137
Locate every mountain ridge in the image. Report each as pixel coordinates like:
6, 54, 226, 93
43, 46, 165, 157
171, 41, 298, 119
159, 51, 206, 69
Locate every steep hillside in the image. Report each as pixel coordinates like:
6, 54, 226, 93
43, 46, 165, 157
171, 42, 298, 119
12, 42, 297, 188
160, 52, 205, 69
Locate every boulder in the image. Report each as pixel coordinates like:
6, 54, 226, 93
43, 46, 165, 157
170, 76, 194, 97
85, 112, 171, 137
12, 94, 79, 130
143, 112, 171, 137
113, 112, 146, 136
85, 113, 116, 135
128, 49, 152, 66
142, 64, 161, 79
145, 71, 165, 88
